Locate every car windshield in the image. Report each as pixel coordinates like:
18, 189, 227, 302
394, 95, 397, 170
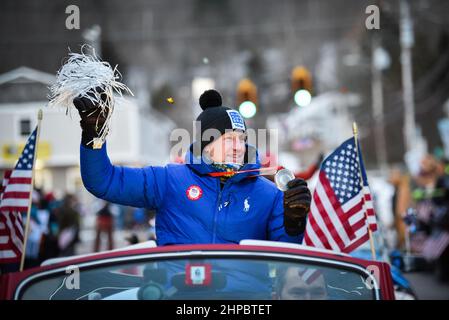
18, 256, 379, 300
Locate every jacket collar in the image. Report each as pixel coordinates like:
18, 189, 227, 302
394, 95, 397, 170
185, 142, 261, 183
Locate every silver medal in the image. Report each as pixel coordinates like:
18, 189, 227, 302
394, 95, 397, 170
274, 168, 295, 191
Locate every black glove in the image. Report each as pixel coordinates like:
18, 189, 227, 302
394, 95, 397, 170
73, 87, 109, 149
283, 178, 311, 236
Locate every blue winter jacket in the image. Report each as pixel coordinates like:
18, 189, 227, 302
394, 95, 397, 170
80, 143, 303, 246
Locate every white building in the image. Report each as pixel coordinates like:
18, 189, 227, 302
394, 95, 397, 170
266, 91, 362, 169
0, 66, 176, 205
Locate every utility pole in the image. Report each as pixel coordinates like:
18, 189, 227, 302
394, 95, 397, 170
400, 0, 416, 155
82, 24, 102, 57
371, 34, 390, 176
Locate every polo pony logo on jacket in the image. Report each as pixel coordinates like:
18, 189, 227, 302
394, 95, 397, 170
244, 197, 250, 213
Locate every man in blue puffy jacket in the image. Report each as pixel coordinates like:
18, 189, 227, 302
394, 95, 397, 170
74, 89, 311, 246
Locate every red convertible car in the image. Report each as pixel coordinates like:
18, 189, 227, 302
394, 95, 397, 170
0, 240, 395, 300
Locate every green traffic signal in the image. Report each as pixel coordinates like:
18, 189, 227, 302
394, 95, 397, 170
294, 89, 312, 107
239, 101, 257, 118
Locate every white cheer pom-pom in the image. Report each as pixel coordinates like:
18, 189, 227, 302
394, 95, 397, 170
48, 45, 133, 148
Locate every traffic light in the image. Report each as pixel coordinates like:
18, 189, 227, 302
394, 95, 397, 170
291, 66, 312, 107
236, 78, 258, 119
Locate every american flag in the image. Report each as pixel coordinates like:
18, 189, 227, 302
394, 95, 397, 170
303, 137, 377, 254
0, 170, 12, 199
0, 127, 37, 263
297, 267, 323, 285
421, 231, 449, 261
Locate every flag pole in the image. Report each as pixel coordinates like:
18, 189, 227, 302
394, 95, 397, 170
19, 109, 43, 272
352, 122, 377, 261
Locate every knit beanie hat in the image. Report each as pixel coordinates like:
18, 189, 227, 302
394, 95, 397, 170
196, 89, 247, 153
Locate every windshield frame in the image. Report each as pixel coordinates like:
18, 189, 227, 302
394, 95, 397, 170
14, 250, 381, 300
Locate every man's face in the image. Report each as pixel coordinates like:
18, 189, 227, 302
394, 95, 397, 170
280, 268, 328, 300
204, 130, 246, 164
420, 155, 437, 175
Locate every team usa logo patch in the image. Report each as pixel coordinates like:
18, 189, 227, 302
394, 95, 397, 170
186, 185, 203, 201
226, 110, 246, 131
185, 263, 212, 286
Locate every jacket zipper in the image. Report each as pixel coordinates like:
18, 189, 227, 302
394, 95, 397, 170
212, 191, 222, 243
212, 180, 229, 243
